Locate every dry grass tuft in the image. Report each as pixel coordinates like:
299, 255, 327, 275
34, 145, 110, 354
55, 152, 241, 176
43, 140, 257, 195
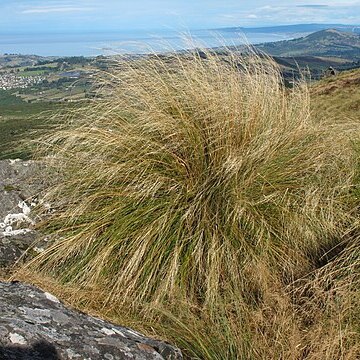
20, 48, 360, 359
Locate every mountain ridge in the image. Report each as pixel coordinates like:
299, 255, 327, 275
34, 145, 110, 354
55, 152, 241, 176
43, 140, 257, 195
215, 23, 360, 34
255, 28, 360, 58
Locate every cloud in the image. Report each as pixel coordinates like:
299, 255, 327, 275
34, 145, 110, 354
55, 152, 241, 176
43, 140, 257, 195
22, 6, 94, 14
296, 5, 330, 8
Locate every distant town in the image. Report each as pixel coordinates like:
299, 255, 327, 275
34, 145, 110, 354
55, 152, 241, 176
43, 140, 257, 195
0, 73, 45, 90
0, 55, 102, 103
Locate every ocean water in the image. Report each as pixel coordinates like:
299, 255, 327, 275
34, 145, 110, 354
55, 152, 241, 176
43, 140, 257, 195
0, 29, 296, 57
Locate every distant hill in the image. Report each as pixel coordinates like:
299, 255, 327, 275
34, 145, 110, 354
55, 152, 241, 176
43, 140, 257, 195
0, 54, 53, 68
216, 23, 360, 35
256, 29, 360, 58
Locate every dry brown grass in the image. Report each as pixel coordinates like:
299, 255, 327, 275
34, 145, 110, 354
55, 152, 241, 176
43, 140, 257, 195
16, 49, 360, 359
311, 68, 360, 126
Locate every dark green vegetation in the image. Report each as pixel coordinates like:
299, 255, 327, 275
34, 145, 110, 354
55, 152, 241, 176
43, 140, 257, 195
0, 90, 62, 159
273, 55, 356, 81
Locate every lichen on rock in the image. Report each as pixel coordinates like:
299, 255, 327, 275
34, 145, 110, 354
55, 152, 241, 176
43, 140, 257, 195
0, 159, 46, 269
0, 281, 182, 359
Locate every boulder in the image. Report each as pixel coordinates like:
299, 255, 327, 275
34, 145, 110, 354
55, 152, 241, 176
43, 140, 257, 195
0, 281, 182, 359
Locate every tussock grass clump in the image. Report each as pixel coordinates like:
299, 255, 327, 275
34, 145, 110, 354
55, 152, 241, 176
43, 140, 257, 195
24, 49, 359, 358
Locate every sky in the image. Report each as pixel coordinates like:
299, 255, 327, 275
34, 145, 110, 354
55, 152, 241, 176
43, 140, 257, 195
1, 0, 360, 34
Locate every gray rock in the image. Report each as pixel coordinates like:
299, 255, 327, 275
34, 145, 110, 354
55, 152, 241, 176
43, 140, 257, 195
0, 159, 46, 207
0, 159, 47, 269
0, 281, 182, 359
0, 231, 38, 268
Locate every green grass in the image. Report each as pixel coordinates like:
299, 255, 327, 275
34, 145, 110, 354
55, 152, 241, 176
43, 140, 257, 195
18, 70, 47, 76
0, 90, 69, 159
18, 51, 360, 359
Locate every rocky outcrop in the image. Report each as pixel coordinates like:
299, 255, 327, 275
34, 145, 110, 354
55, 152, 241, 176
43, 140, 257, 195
0, 159, 47, 269
0, 161, 183, 358
0, 281, 182, 359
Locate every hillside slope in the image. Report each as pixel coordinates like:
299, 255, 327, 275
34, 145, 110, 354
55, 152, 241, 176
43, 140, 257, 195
257, 29, 360, 58
311, 68, 360, 123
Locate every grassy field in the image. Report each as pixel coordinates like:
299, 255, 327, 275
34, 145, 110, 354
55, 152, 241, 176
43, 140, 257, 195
311, 68, 360, 123
18, 70, 48, 76
0, 90, 70, 159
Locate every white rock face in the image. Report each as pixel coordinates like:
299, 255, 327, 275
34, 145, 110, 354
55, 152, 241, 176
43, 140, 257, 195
44, 292, 60, 303
0, 200, 35, 237
101, 328, 116, 336
9, 332, 27, 345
